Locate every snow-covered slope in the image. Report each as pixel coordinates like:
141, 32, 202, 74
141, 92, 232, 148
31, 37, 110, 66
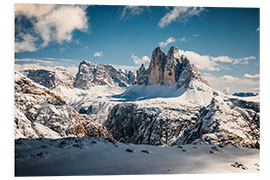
15, 137, 259, 176
104, 46, 260, 148
14, 46, 260, 150
14, 71, 112, 139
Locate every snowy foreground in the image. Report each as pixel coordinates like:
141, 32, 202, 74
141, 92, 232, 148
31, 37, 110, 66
15, 137, 259, 176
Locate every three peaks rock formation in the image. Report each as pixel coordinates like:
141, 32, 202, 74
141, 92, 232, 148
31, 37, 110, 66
136, 46, 209, 88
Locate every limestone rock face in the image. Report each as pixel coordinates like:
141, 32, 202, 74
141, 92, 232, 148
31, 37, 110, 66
74, 60, 135, 89
136, 46, 209, 88
14, 71, 112, 139
21, 68, 75, 89
105, 97, 260, 148
147, 47, 166, 85
136, 64, 148, 85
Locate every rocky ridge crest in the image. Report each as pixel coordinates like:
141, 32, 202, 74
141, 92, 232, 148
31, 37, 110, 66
136, 46, 209, 88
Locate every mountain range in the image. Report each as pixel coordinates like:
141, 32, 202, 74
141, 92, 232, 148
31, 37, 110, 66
14, 46, 260, 149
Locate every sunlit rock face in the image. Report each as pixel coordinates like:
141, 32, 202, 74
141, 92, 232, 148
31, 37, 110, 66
14, 71, 112, 139
136, 46, 209, 88
20, 68, 75, 90
74, 60, 135, 89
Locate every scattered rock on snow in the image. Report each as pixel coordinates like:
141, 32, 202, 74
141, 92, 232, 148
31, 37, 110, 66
231, 162, 248, 170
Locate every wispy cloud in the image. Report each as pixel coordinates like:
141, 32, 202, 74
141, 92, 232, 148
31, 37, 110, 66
244, 73, 260, 79
131, 54, 150, 65
15, 58, 56, 64
15, 63, 78, 75
120, 6, 144, 20
256, 27, 260, 32
204, 74, 259, 94
179, 36, 187, 42
94, 51, 104, 57
175, 49, 256, 72
15, 4, 88, 52
233, 56, 256, 64
158, 7, 204, 28
212, 56, 233, 63
159, 37, 176, 48
15, 33, 38, 53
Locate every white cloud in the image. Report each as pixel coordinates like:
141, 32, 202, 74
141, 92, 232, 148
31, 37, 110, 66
180, 37, 187, 42
220, 75, 239, 81
223, 87, 230, 95
15, 58, 55, 64
112, 65, 139, 72
233, 56, 256, 64
94, 51, 104, 57
244, 73, 260, 79
204, 74, 259, 94
120, 6, 144, 20
176, 48, 256, 72
177, 49, 220, 71
159, 37, 176, 48
212, 56, 233, 63
15, 33, 38, 53
131, 54, 150, 65
15, 63, 78, 75
15, 4, 88, 52
256, 27, 260, 32
158, 7, 204, 28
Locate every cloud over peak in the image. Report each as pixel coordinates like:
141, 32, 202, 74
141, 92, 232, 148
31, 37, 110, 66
131, 54, 150, 65
159, 37, 176, 48
94, 51, 104, 57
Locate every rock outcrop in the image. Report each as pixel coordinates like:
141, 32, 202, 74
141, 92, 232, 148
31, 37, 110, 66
136, 46, 209, 87
14, 71, 112, 139
74, 60, 135, 89
105, 46, 259, 148
105, 96, 260, 148
20, 68, 75, 89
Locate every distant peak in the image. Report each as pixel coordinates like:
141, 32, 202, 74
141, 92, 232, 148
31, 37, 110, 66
80, 60, 94, 65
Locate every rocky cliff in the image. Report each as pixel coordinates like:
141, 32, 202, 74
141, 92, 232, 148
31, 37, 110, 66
105, 46, 259, 148
14, 71, 112, 139
136, 46, 209, 88
74, 60, 135, 89
105, 96, 260, 148
20, 68, 75, 89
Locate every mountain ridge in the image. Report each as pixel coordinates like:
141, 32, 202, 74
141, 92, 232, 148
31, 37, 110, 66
14, 46, 260, 149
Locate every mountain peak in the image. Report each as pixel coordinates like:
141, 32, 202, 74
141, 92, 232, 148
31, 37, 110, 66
136, 46, 209, 87
74, 61, 135, 89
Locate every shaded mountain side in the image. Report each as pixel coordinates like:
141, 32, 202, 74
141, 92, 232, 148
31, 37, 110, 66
105, 96, 259, 148
104, 46, 260, 148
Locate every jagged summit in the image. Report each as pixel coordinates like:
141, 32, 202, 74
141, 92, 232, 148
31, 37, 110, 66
20, 68, 75, 89
73, 60, 135, 89
136, 46, 209, 88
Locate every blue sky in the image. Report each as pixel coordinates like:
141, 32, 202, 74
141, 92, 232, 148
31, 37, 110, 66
14, 4, 260, 93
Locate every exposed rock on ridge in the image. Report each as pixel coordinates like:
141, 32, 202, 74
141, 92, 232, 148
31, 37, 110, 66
74, 60, 135, 89
105, 97, 260, 148
136, 46, 209, 88
20, 68, 75, 89
14, 71, 112, 139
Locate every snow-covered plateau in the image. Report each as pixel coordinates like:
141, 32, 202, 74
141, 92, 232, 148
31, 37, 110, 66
14, 46, 260, 175
15, 137, 259, 176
